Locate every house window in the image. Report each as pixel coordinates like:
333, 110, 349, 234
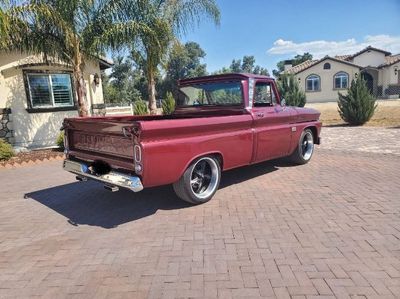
334, 72, 349, 89
26, 73, 74, 109
323, 63, 331, 70
306, 74, 320, 91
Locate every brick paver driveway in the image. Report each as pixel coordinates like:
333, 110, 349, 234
1, 131, 400, 298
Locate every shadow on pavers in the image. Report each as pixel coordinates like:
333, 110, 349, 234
25, 159, 286, 228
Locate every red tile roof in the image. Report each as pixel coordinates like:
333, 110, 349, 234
334, 55, 352, 61
283, 60, 319, 74
283, 56, 361, 75
349, 45, 391, 59
379, 54, 400, 68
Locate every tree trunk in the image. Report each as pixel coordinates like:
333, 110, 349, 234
73, 53, 88, 117
147, 70, 157, 115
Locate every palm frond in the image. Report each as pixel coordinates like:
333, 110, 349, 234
162, 0, 220, 35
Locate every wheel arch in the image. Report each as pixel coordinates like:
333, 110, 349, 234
304, 125, 318, 144
178, 151, 224, 181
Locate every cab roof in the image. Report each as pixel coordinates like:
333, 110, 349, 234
179, 73, 274, 85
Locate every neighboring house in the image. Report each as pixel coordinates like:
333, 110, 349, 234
0, 52, 112, 149
283, 46, 400, 103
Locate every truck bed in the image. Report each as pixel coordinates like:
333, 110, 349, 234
64, 107, 250, 175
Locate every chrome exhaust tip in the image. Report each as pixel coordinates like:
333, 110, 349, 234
76, 175, 88, 182
104, 184, 119, 192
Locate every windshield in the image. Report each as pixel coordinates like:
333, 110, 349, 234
177, 81, 243, 107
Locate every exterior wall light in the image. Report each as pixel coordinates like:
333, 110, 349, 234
93, 73, 100, 86
395, 67, 398, 76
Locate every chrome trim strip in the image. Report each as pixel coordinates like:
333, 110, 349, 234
63, 160, 143, 192
248, 78, 254, 109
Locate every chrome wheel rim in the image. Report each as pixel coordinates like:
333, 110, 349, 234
301, 132, 314, 160
190, 158, 219, 199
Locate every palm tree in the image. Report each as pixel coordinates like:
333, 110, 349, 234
128, 0, 220, 114
0, 0, 154, 116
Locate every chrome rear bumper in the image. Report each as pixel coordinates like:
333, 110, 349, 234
63, 159, 143, 192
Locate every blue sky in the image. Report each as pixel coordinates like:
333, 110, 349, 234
181, 0, 400, 74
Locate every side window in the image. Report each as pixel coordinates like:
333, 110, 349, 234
254, 82, 276, 107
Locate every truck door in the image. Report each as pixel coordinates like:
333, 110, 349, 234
251, 80, 293, 162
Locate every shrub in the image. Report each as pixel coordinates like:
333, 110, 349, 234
133, 100, 149, 115
338, 77, 377, 125
0, 139, 14, 161
162, 92, 176, 115
277, 73, 306, 107
56, 131, 64, 149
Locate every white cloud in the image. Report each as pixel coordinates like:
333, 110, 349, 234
267, 35, 400, 58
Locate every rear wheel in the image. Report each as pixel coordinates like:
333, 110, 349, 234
289, 129, 314, 164
173, 156, 221, 204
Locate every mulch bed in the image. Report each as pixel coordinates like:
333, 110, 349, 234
0, 148, 64, 168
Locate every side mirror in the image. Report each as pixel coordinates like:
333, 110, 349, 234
281, 98, 286, 107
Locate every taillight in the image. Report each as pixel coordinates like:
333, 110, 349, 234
134, 145, 142, 163
63, 130, 69, 155
134, 145, 142, 173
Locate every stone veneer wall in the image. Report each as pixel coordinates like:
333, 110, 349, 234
0, 108, 13, 144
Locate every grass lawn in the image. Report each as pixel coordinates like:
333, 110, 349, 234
306, 100, 400, 127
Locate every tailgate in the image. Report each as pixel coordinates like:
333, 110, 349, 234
64, 117, 136, 171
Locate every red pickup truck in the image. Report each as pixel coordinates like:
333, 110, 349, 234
63, 73, 321, 204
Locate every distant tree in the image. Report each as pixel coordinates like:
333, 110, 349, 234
272, 52, 313, 78
162, 41, 207, 97
230, 59, 242, 73
184, 42, 208, 78
241, 56, 256, 73
293, 52, 313, 65
215, 55, 269, 75
102, 56, 143, 104
277, 73, 306, 107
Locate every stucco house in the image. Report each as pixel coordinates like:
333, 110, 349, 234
0, 52, 112, 149
282, 46, 400, 103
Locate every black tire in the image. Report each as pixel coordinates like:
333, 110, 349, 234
173, 156, 221, 204
289, 129, 315, 165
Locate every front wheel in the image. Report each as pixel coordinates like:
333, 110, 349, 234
173, 156, 221, 204
289, 129, 315, 165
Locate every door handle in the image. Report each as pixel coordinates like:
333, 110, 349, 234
256, 112, 264, 117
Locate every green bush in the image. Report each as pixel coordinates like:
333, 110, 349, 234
56, 131, 64, 149
338, 77, 377, 125
133, 100, 149, 115
0, 139, 14, 161
162, 92, 176, 115
277, 73, 306, 107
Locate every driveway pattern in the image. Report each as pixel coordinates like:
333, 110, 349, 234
0, 129, 400, 298
321, 127, 400, 156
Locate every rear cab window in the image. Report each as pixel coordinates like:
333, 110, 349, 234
177, 81, 244, 107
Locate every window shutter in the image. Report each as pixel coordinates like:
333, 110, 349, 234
51, 74, 73, 106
